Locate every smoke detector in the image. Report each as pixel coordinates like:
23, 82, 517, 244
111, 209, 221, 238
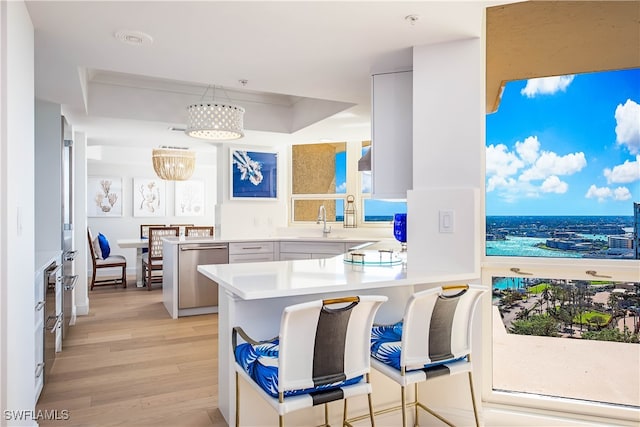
114, 30, 153, 46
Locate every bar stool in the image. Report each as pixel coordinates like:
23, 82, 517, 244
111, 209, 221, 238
369, 284, 486, 427
233, 295, 387, 427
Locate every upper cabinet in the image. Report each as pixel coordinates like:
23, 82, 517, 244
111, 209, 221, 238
371, 70, 413, 199
34, 100, 63, 252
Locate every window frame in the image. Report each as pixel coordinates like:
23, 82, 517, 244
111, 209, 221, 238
289, 141, 404, 227
481, 257, 639, 423
481, 184, 639, 421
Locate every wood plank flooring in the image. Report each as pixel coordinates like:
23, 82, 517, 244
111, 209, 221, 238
36, 284, 227, 427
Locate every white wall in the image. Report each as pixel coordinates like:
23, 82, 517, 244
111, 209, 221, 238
407, 37, 484, 277
74, 132, 89, 316
86, 145, 217, 274
407, 35, 486, 417
215, 144, 289, 239
0, 1, 37, 425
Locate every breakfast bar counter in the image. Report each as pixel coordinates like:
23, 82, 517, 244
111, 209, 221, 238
198, 255, 481, 426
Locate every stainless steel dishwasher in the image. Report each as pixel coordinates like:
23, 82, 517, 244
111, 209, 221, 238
178, 243, 229, 309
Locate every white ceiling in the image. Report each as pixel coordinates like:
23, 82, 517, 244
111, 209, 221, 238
26, 0, 510, 150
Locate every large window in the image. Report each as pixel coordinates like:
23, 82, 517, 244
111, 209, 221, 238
291, 141, 406, 225
484, 69, 640, 416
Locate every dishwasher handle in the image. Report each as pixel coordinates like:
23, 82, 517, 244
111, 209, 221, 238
180, 245, 228, 251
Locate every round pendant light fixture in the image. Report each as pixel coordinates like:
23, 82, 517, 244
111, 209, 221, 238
152, 146, 196, 181
185, 103, 245, 140
185, 85, 245, 141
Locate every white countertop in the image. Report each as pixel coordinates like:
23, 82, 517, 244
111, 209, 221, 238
162, 236, 377, 245
197, 255, 479, 300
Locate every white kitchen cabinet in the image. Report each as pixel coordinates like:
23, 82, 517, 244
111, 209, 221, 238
279, 241, 347, 260
228, 241, 275, 263
34, 251, 61, 404
34, 268, 45, 402
371, 70, 413, 199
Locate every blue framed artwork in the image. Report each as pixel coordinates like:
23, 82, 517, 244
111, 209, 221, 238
231, 150, 278, 199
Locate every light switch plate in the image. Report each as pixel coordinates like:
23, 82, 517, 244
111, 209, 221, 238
439, 209, 454, 233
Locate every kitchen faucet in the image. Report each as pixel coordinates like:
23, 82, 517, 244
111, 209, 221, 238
316, 204, 331, 236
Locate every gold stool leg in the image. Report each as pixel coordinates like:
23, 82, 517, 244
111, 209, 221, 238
414, 383, 419, 427
468, 371, 480, 427
401, 385, 407, 427
324, 402, 329, 426
235, 372, 240, 427
368, 393, 375, 427
343, 398, 348, 426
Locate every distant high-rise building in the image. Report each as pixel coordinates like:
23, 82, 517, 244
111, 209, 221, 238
634, 202, 640, 259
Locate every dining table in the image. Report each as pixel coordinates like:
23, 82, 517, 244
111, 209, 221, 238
116, 238, 148, 287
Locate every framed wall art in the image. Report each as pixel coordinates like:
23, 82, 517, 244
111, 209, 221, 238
175, 180, 205, 216
133, 177, 166, 217
230, 149, 278, 199
87, 176, 123, 217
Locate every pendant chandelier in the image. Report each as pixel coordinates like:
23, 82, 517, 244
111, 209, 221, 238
185, 85, 245, 141
152, 146, 195, 181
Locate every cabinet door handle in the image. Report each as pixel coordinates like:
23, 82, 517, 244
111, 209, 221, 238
180, 245, 228, 251
46, 315, 61, 333
241, 246, 263, 250
35, 362, 45, 378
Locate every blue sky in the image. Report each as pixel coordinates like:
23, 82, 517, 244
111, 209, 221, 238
486, 68, 640, 216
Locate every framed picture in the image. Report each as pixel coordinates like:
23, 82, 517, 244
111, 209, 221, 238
87, 176, 123, 217
175, 180, 205, 216
133, 178, 166, 217
231, 149, 278, 199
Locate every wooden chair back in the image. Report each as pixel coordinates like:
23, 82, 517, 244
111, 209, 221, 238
170, 223, 194, 236
87, 228, 99, 265
140, 224, 166, 239
185, 226, 214, 237
148, 227, 179, 260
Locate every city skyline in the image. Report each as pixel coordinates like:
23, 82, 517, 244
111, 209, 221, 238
486, 68, 639, 216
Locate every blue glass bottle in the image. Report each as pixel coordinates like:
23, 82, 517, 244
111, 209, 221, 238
393, 213, 407, 252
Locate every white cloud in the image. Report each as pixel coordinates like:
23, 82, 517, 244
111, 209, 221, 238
515, 136, 540, 164
519, 151, 586, 182
521, 75, 575, 98
540, 175, 568, 194
336, 182, 347, 192
486, 136, 588, 203
603, 155, 640, 184
486, 144, 523, 177
613, 186, 632, 201
585, 185, 612, 202
360, 172, 371, 193
486, 175, 517, 192
584, 185, 631, 202
614, 99, 640, 155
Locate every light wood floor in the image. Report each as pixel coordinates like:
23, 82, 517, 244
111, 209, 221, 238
36, 284, 227, 427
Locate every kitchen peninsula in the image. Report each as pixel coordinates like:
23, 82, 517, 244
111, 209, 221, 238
161, 236, 377, 319
198, 254, 482, 426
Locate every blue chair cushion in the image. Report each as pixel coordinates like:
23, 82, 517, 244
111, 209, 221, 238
97, 233, 111, 259
234, 338, 363, 398
370, 321, 466, 371
371, 321, 403, 370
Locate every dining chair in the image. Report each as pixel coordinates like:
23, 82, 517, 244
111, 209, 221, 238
233, 295, 388, 427
141, 226, 179, 291
369, 284, 486, 427
87, 228, 127, 290
140, 224, 165, 254
170, 223, 194, 236
184, 226, 214, 237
